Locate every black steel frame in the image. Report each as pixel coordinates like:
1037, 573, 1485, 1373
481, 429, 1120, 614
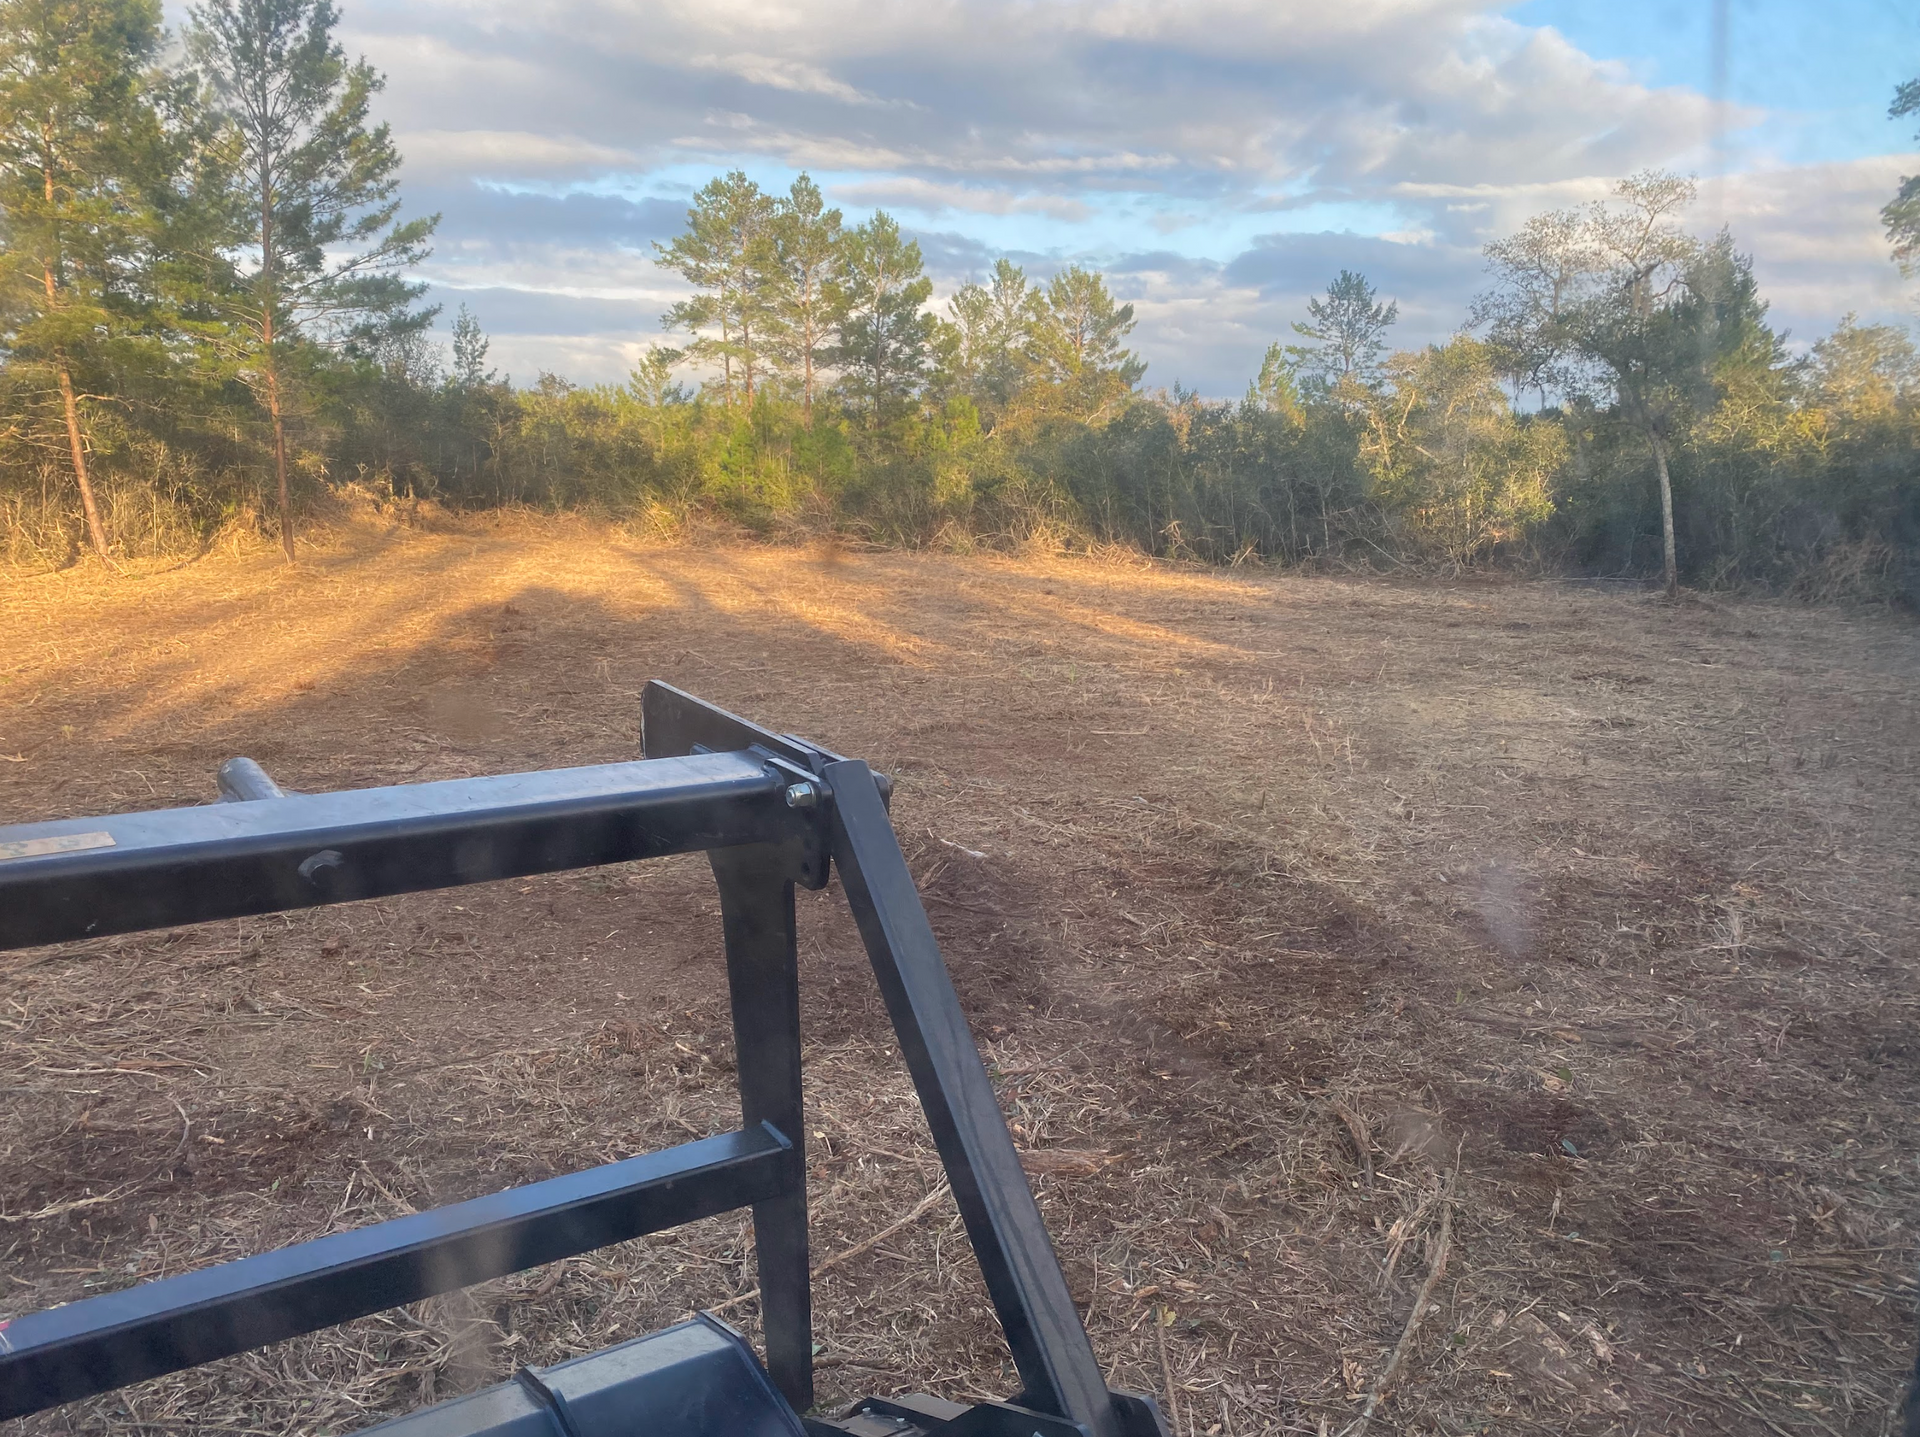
0, 684, 1160, 1437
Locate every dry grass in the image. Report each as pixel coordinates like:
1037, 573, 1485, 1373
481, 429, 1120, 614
2, 513, 1917, 1435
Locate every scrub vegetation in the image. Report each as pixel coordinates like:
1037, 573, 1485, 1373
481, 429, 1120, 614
0, 0, 1916, 604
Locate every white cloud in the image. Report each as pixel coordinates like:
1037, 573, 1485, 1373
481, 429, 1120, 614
354, 0, 1722, 190
685, 53, 909, 106
1713, 155, 1917, 339
337, 0, 1914, 393
830, 177, 1091, 222
403, 130, 643, 182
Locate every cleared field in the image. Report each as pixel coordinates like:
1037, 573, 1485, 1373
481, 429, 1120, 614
3, 518, 1917, 1435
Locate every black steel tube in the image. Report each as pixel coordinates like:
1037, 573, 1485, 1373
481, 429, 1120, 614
0, 1124, 795, 1419
824, 759, 1122, 1437
0, 751, 811, 952
713, 844, 814, 1410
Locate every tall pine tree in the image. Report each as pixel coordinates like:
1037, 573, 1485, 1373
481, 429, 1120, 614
769, 173, 841, 425
1285, 270, 1397, 394
941, 257, 1036, 418
1032, 265, 1144, 419
189, 0, 435, 560
832, 210, 932, 423
656, 171, 778, 408
0, 0, 173, 564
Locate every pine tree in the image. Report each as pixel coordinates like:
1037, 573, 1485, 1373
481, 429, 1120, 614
627, 345, 684, 451
1285, 270, 1398, 393
941, 257, 1035, 416
1251, 342, 1303, 422
832, 211, 932, 423
0, 0, 173, 564
769, 173, 841, 425
1032, 264, 1144, 418
188, 0, 437, 561
656, 171, 778, 408
448, 303, 493, 391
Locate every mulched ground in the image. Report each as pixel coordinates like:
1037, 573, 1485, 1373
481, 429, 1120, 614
3, 515, 1917, 1435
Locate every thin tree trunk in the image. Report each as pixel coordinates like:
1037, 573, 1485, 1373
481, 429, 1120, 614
263, 313, 293, 562
54, 351, 113, 567
258, 155, 294, 562
40, 147, 114, 569
1649, 429, 1677, 598
803, 308, 814, 429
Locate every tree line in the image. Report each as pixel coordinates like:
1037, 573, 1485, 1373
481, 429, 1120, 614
1, 0, 1915, 604
651, 172, 1145, 429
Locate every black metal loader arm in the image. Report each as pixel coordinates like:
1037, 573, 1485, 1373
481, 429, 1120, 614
0, 684, 1168, 1437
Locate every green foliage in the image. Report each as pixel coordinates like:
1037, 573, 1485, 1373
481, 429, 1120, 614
0, 0, 168, 347
832, 210, 933, 423
188, 0, 435, 347
1361, 338, 1562, 566
1028, 265, 1145, 420
655, 170, 779, 405
1472, 208, 1593, 402
1285, 269, 1398, 394
1251, 342, 1304, 422
768, 174, 842, 421
1563, 176, 1716, 434
449, 303, 492, 390
1477, 171, 1740, 592
185, 0, 435, 556
1887, 79, 1920, 276
0, 0, 180, 557
939, 258, 1037, 421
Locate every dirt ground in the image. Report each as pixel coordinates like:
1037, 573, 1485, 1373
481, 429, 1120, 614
3, 515, 1918, 1436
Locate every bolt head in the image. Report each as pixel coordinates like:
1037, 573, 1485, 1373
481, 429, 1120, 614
784, 782, 818, 809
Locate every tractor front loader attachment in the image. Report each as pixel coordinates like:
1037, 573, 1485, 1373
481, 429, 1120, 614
0, 683, 1169, 1437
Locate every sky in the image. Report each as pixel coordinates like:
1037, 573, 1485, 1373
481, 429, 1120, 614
323, 0, 1920, 396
